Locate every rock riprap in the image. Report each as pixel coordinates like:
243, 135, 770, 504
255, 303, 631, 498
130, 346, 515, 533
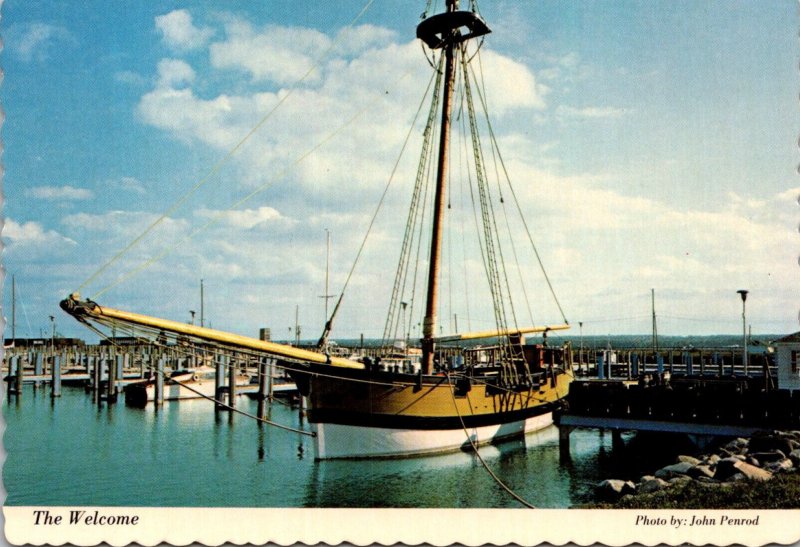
595, 430, 800, 500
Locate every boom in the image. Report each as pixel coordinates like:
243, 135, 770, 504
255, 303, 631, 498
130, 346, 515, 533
59, 293, 365, 369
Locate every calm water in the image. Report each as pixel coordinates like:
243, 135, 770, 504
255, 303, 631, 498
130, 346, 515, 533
3, 386, 697, 508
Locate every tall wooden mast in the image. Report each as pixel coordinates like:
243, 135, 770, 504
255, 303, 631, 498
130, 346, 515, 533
421, 0, 458, 374
416, 0, 490, 374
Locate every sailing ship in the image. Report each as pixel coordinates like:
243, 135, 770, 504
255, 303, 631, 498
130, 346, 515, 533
60, 0, 573, 459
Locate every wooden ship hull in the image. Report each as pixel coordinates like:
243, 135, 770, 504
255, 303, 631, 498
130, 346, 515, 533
288, 361, 570, 459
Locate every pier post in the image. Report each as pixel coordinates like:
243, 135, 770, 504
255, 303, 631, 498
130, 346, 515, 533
611, 429, 624, 452
14, 355, 24, 397
558, 426, 572, 462
656, 353, 663, 376
257, 357, 268, 424
34, 352, 43, 388
215, 354, 225, 409
140, 351, 147, 378
93, 358, 102, 405
116, 355, 124, 387
155, 357, 165, 406
267, 358, 274, 399
597, 353, 605, 379
51, 355, 61, 398
685, 351, 693, 376
631, 353, 639, 378
107, 355, 117, 403
228, 357, 237, 409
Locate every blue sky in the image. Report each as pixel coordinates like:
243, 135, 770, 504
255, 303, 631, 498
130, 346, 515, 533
2, 0, 798, 342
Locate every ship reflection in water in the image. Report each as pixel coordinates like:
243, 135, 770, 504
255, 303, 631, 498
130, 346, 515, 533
5, 387, 693, 508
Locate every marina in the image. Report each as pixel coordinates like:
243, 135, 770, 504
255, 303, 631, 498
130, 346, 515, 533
4, 334, 797, 509
0, 372, 714, 509
2, 3, 799, 544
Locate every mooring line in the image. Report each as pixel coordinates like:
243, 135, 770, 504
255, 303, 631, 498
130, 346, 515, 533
445, 371, 536, 509
89, 321, 315, 437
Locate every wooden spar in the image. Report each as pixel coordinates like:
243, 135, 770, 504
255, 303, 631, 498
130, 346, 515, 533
59, 294, 365, 370
433, 324, 570, 344
421, 0, 459, 375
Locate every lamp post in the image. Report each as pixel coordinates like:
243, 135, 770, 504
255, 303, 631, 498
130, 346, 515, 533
189, 310, 196, 326
736, 290, 748, 374
49, 315, 56, 353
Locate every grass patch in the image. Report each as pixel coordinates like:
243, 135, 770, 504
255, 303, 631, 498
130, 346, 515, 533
588, 473, 800, 509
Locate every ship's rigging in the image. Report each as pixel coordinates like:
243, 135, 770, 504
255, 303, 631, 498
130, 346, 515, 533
61, 0, 573, 485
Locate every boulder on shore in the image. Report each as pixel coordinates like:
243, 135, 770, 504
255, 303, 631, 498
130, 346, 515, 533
597, 479, 636, 499
654, 462, 693, 479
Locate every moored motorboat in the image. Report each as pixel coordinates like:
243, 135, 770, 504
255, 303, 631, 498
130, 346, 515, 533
124, 365, 250, 405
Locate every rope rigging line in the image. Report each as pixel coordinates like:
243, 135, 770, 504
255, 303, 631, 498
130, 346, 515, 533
470, 49, 537, 328
444, 371, 536, 509
382, 56, 443, 346
466, 59, 569, 326
83, 319, 315, 437
460, 47, 522, 380
311, 66, 440, 350
78, 0, 376, 297
92, 65, 418, 301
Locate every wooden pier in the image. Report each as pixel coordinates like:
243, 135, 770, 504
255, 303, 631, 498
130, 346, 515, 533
2, 344, 294, 423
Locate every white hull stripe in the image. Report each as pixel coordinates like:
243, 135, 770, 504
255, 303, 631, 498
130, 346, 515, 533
313, 412, 554, 459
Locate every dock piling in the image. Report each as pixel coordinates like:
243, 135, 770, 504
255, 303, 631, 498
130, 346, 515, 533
107, 356, 117, 403
93, 358, 102, 405
14, 355, 24, 397
51, 355, 61, 398
228, 357, 237, 409
34, 352, 43, 388
215, 354, 225, 409
257, 357, 268, 423
155, 357, 164, 406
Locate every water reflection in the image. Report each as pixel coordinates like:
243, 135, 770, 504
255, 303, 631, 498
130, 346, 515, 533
4, 387, 707, 508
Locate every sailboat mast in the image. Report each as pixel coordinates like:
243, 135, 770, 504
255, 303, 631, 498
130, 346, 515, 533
11, 274, 16, 344
421, 0, 459, 375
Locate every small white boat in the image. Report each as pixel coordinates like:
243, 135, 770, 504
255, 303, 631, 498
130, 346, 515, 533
125, 365, 250, 405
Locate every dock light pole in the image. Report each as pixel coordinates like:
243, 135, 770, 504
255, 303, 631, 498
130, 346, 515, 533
49, 315, 55, 351
189, 310, 196, 326
737, 290, 748, 374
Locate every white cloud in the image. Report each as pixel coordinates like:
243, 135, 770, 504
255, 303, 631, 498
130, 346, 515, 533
8, 22, 74, 62
156, 58, 196, 89
556, 105, 629, 119
26, 185, 94, 200
155, 10, 214, 51
209, 18, 330, 85
114, 177, 148, 195
195, 206, 294, 230
476, 49, 547, 112
114, 70, 147, 87
4, 218, 76, 246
